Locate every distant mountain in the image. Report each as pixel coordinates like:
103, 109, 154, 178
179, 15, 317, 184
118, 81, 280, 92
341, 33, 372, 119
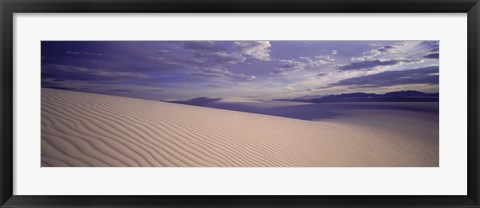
289, 90, 439, 103
295, 95, 325, 100
384, 90, 438, 97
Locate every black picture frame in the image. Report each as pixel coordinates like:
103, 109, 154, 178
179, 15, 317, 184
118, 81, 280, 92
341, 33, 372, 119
1, 0, 479, 207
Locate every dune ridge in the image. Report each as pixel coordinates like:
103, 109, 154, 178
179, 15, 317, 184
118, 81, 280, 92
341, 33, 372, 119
42, 88, 438, 167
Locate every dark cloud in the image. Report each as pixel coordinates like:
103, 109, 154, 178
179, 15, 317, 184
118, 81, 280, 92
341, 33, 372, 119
331, 66, 439, 87
420, 41, 439, 53
363, 44, 402, 56
317, 73, 328, 77
423, 53, 439, 59
279, 63, 295, 69
376, 45, 395, 52
338, 59, 402, 70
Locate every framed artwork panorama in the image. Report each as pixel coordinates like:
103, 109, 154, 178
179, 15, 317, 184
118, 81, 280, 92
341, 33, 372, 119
1, 0, 479, 207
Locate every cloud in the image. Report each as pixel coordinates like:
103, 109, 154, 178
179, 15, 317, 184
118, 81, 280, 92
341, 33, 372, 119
338, 59, 403, 70
82, 52, 103, 56
299, 55, 335, 68
364, 43, 404, 56
194, 51, 245, 65
317, 73, 328, 77
271, 59, 307, 74
149, 52, 206, 69
193, 68, 233, 78
234, 41, 271, 61
182, 41, 226, 52
192, 73, 224, 79
420, 41, 439, 49
247, 75, 257, 81
330, 66, 439, 87
151, 41, 245, 70
149, 41, 264, 82
236, 73, 257, 81
42, 41, 440, 100
375, 45, 402, 54
66, 51, 81, 55
193, 68, 256, 81
42, 64, 150, 81
423, 53, 439, 59
285, 85, 296, 91
377, 45, 394, 52
338, 43, 421, 71
272, 55, 334, 75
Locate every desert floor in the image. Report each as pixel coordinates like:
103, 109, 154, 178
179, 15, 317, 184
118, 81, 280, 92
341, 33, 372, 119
41, 88, 439, 167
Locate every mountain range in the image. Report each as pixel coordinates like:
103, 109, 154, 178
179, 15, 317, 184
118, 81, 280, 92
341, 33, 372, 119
282, 90, 439, 103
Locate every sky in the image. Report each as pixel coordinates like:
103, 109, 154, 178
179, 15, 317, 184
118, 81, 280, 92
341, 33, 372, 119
41, 41, 439, 100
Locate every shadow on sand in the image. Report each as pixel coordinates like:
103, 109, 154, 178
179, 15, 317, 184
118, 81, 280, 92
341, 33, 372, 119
171, 99, 439, 121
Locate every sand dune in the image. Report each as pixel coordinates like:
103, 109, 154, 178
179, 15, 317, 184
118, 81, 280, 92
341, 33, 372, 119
41, 88, 439, 167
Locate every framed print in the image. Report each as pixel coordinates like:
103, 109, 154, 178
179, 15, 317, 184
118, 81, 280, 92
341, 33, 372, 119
1, 0, 479, 207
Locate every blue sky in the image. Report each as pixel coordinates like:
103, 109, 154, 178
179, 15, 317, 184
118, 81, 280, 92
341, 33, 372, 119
41, 41, 439, 100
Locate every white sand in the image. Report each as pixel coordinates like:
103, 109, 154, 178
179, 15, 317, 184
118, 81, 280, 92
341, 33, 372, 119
41, 88, 439, 167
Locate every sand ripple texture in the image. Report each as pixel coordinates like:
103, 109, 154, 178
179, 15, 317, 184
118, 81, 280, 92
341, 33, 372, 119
41, 88, 439, 167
